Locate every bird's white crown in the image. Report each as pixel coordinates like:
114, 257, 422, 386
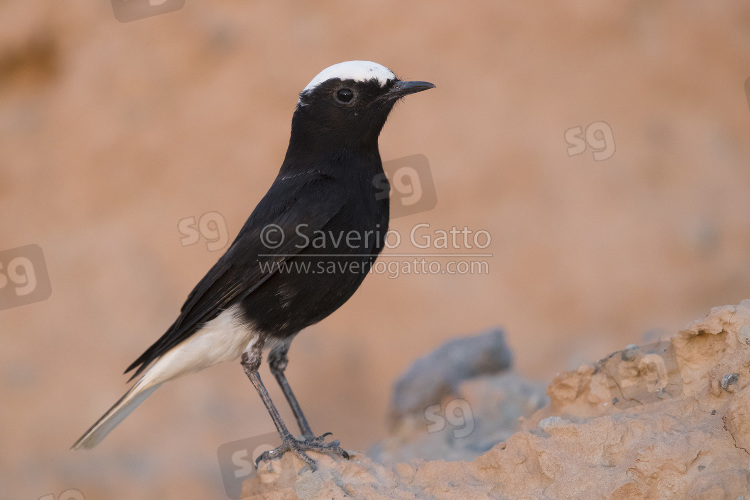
302, 61, 396, 93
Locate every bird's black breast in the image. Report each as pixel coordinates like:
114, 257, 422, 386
238, 155, 389, 339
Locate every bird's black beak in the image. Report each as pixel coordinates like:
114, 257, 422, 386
385, 80, 436, 100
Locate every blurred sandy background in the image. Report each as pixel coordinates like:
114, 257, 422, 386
2, 1, 750, 498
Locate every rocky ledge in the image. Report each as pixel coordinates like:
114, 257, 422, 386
243, 301, 750, 499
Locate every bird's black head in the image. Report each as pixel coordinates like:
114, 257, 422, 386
287, 61, 434, 156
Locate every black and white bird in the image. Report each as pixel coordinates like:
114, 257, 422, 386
73, 61, 434, 469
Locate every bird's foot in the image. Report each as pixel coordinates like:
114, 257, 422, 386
255, 432, 349, 472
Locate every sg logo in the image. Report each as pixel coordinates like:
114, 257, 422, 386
178, 212, 229, 252
217, 432, 282, 500
374, 154, 438, 219
111, 0, 185, 23
565, 121, 616, 161
0, 244, 52, 312
424, 398, 475, 439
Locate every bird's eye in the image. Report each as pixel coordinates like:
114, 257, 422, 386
335, 88, 355, 104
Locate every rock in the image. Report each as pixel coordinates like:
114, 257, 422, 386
243, 301, 750, 498
369, 329, 547, 463
725, 386, 750, 455
372, 327, 537, 463
388, 327, 513, 424
371, 371, 547, 463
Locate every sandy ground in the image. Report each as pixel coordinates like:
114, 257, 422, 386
2, 1, 750, 498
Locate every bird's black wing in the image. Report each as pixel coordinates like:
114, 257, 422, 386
124, 175, 345, 379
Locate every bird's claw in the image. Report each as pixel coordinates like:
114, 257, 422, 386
307, 431, 332, 443
255, 432, 349, 472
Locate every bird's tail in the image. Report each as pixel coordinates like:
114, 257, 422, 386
72, 379, 161, 450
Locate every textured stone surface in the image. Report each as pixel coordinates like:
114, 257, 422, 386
244, 302, 750, 499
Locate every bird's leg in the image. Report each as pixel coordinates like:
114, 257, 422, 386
241, 340, 348, 472
268, 343, 315, 441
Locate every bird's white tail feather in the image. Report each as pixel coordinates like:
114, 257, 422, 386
72, 306, 260, 450
72, 381, 161, 450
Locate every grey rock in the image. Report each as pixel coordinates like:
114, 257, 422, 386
372, 372, 547, 463
389, 328, 513, 423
